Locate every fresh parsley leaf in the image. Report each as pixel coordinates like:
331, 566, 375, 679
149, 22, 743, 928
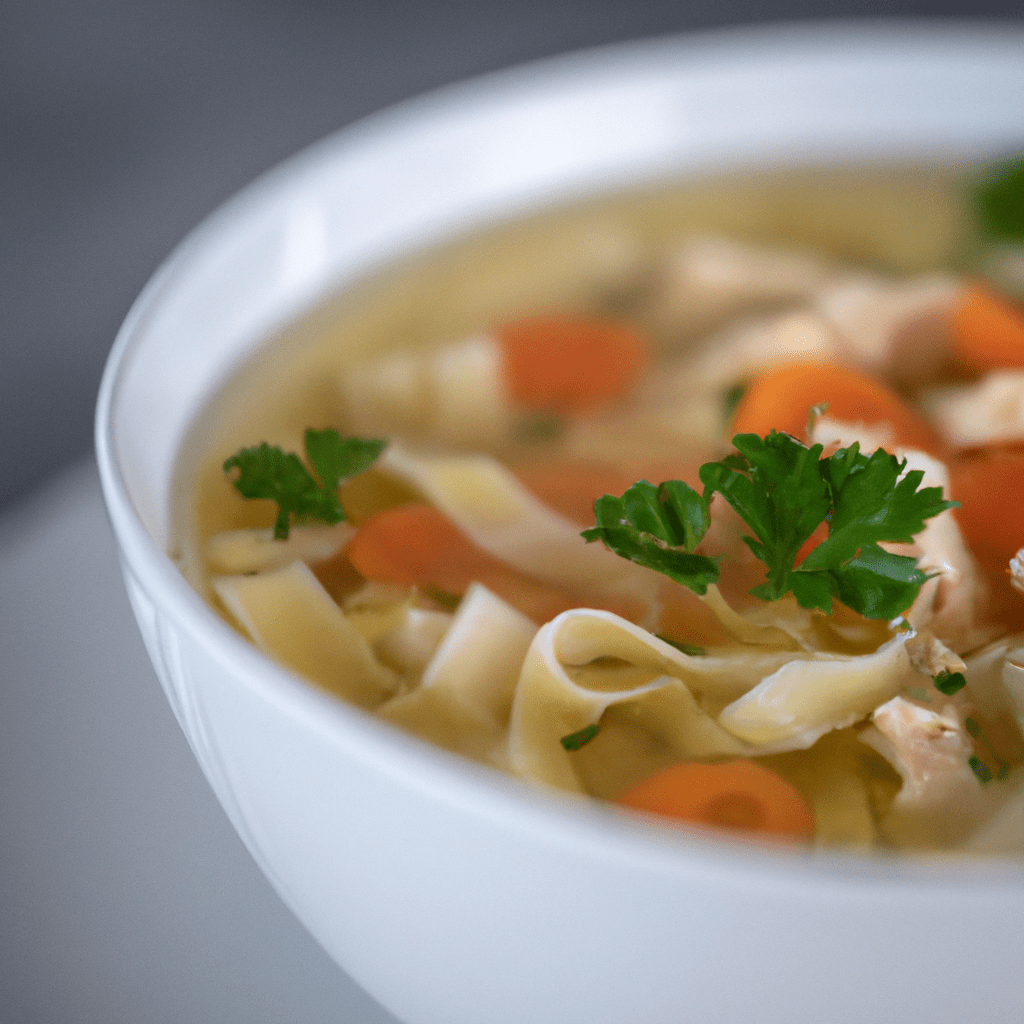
965, 717, 1010, 781
583, 431, 956, 621
934, 670, 967, 696
700, 432, 831, 602
702, 432, 956, 619
304, 429, 386, 492
969, 756, 994, 785
421, 586, 462, 611
581, 479, 720, 594
976, 155, 1024, 244
656, 636, 706, 656
560, 724, 600, 751
723, 383, 746, 421
223, 429, 385, 540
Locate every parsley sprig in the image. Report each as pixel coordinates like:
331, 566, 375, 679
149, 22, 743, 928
583, 431, 957, 621
976, 154, 1024, 245
583, 478, 721, 594
223, 429, 386, 540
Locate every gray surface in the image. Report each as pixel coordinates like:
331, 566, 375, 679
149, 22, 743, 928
0, 460, 401, 1024
3, 0, 1024, 513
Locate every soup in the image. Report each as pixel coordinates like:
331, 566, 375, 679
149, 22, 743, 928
174, 163, 1024, 855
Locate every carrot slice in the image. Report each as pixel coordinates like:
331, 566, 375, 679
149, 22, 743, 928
346, 505, 480, 591
950, 282, 1024, 372
616, 760, 814, 841
497, 313, 647, 414
731, 360, 941, 454
949, 450, 1024, 630
346, 504, 644, 625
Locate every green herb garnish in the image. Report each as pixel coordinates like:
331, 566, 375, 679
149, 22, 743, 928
723, 383, 746, 421
933, 670, 967, 696
969, 756, 994, 785
965, 717, 1010, 782
976, 155, 1024, 244
223, 429, 386, 540
560, 724, 600, 751
657, 637, 707, 656
583, 478, 721, 594
583, 431, 956, 621
421, 586, 462, 611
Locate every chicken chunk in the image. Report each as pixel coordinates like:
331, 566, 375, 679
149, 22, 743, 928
650, 234, 835, 342
928, 371, 1024, 449
815, 273, 960, 386
860, 695, 999, 848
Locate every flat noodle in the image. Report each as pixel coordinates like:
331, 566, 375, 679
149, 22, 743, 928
213, 561, 398, 708
507, 608, 826, 793
718, 631, 921, 748
378, 584, 536, 768
205, 523, 355, 574
379, 444, 662, 615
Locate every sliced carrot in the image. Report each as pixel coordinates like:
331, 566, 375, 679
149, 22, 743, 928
346, 504, 645, 625
949, 450, 1024, 630
346, 505, 479, 590
497, 313, 648, 414
950, 282, 1024, 372
616, 759, 814, 841
731, 360, 942, 454
795, 521, 829, 567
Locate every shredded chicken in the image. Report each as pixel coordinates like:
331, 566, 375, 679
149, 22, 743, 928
815, 274, 960, 385
650, 234, 834, 341
928, 371, 1024, 449
1012, 549, 1024, 596
684, 310, 842, 392
860, 695, 999, 848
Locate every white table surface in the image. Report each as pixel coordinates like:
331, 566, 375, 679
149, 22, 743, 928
0, 459, 401, 1024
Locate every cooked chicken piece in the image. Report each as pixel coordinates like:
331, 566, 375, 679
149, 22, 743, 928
650, 234, 835, 342
1012, 549, 1024, 596
682, 310, 842, 392
905, 631, 967, 680
928, 371, 1024, 449
815, 273, 960, 386
860, 695, 1001, 849
897, 449, 1000, 653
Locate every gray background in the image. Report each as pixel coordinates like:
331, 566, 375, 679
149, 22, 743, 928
2, 0, 1023, 514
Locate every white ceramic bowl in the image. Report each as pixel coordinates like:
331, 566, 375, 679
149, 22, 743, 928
97, 22, 1024, 1024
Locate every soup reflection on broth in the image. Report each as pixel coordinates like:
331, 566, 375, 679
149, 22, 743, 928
173, 163, 1024, 855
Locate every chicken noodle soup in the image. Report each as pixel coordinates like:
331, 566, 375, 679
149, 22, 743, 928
174, 163, 1024, 854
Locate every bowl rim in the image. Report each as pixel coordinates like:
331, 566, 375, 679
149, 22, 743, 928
96, 18, 1024, 894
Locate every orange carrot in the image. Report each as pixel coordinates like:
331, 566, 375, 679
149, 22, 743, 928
497, 313, 647, 414
731, 360, 941, 454
346, 504, 644, 625
950, 282, 1024, 372
949, 450, 1024, 631
346, 505, 481, 591
616, 760, 814, 841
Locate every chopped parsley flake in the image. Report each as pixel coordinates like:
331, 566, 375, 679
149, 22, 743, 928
560, 724, 600, 751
